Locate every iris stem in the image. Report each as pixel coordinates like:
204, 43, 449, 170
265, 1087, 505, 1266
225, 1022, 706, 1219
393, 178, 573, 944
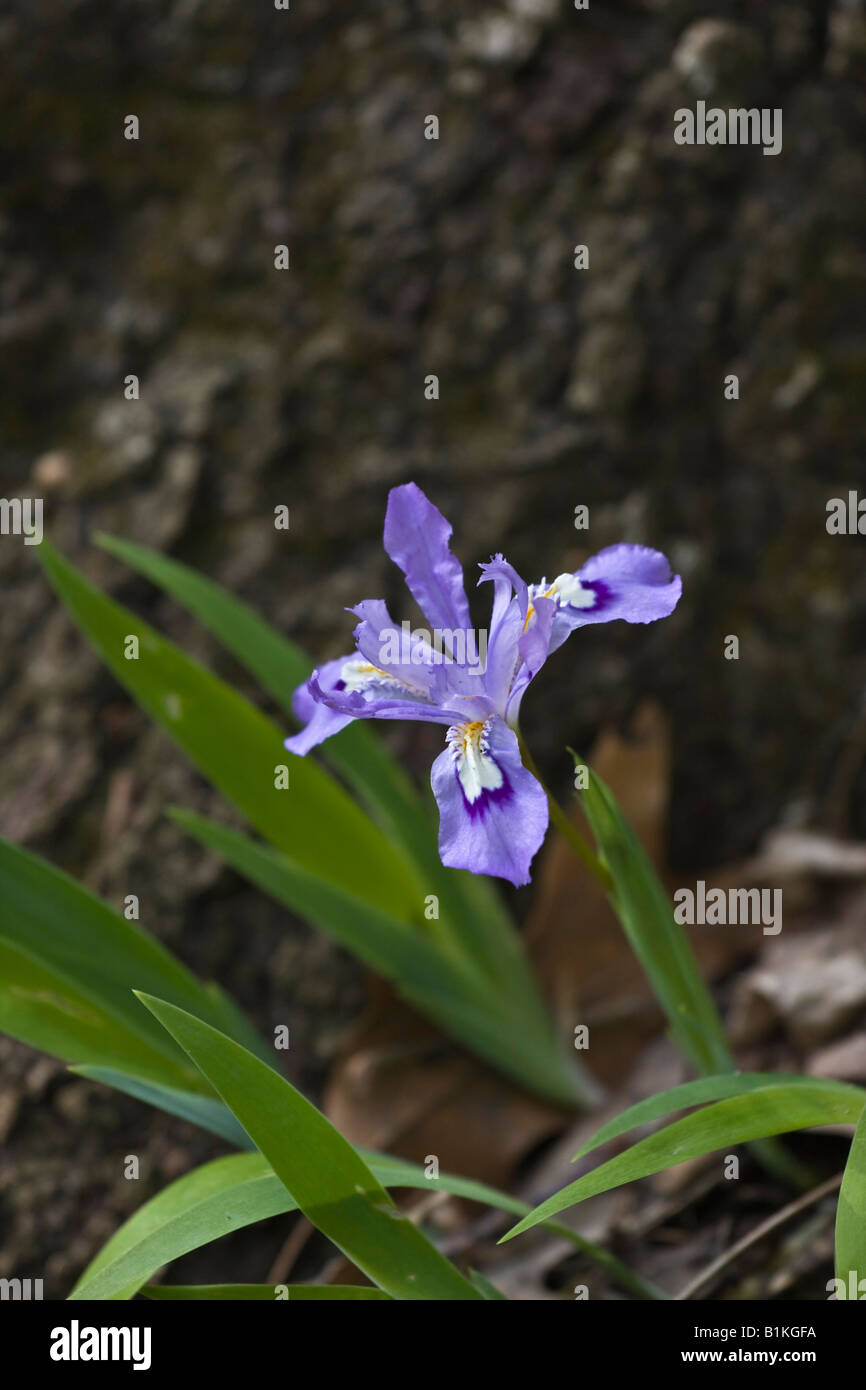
517, 733, 613, 893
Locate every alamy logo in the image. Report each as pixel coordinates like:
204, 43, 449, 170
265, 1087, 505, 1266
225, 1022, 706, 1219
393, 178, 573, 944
674, 880, 782, 935
828, 1273, 866, 1300
826, 492, 866, 534
0, 1277, 43, 1299
0, 496, 43, 545
50, 1321, 152, 1371
379, 621, 488, 674
674, 101, 782, 157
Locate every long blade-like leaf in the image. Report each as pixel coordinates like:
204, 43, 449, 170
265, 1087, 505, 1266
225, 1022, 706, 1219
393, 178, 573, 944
72, 1147, 664, 1302
0, 834, 266, 1079
134, 993, 482, 1300
577, 761, 812, 1186
501, 1080, 865, 1242
578, 760, 733, 1075
469, 1270, 508, 1300
72, 1067, 253, 1148
70, 1152, 281, 1301
170, 807, 591, 1109
573, 1073, 843, 1159
93, 534, 443, 868
38, 542, 422, 920
836, 1100, 866, 1290
0, 938, 196, 1090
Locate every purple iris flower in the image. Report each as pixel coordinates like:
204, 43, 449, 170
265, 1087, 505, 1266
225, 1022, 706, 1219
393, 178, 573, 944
285, 483, 681, 887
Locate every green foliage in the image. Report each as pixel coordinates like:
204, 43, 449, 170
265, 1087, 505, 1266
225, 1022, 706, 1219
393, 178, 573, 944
502, 1077, 865, 1242
40, 541, 419, 916
0, 539, 854, 1300
836, 1101, 866, 1292
0, 834, 266, 1094
575, 756, 733, 1075
575, 757, 811, 1187
72, 1134, 665, 1302
36, 539, 589, 1108
134, 994, 485, 1300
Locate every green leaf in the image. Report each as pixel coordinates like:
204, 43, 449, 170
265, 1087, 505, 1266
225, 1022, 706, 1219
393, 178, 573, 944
501, 1080, 865, 1242
143, 1283, 390, 1301
469, 1270, 508, 1300
93, 534, 442, 870
134, 993, 483, 1301
170, 808, 475, 993
39, 541, 422, 921
92, 536, 313, 704
71, 1067, 253, 1148
577, 759, 733, 1076
72, 1147, 666, 1302
576, 760, 813, 1187
70, 1152, 283, 1300
836, 1100, 866, 1290
573, 1073, 840, 1160
170, 808, 591, 1109
0, 835, 266, 1088
371, 1154, 666, 1299
0, 938, 192, 1089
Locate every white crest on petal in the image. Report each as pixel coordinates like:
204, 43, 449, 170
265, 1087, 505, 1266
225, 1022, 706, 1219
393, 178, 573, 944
530, 573, 597, 611
340, 659, 425, 698
447, 718, 503, 803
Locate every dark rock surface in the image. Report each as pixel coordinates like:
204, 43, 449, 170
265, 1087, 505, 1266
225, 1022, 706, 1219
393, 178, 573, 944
1, 0, 865, 1294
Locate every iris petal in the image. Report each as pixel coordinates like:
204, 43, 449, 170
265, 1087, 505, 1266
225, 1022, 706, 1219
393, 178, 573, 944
430, 716, 548, 886
544, 544, 682, 653
284, 655, 356, 755
383, 482, 472, 633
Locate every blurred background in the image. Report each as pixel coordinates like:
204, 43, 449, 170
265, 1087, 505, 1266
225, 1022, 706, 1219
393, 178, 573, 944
2, 0, 866, 1297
